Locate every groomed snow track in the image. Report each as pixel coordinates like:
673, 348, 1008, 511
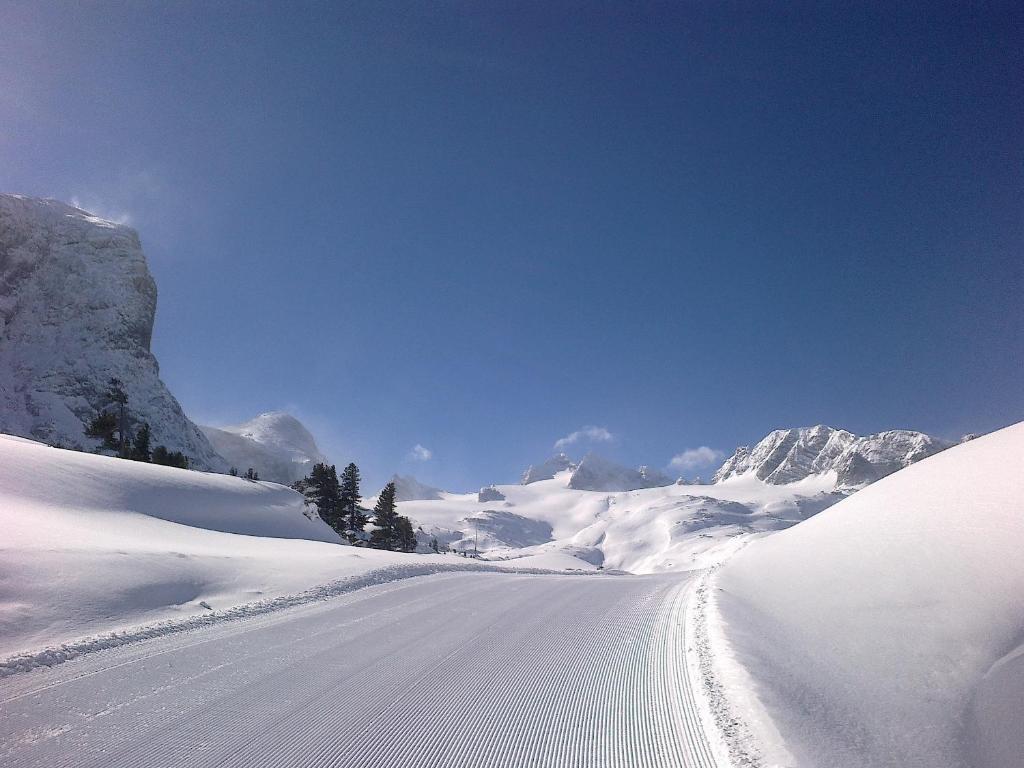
0, 571, 718, 767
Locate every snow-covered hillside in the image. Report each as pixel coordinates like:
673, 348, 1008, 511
0, 434, 601, 664
201, 411, 327, 485
0, 434, 402, 659
397, 425, 954, 573
713, 424, 951, 488
399, 464, 842, 572
713, 421, 1024, 768
0, 194, 225, 470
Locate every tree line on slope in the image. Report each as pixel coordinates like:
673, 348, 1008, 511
85, 378, 190, 468
87, 378, 425, 554
293, 463, 419, 553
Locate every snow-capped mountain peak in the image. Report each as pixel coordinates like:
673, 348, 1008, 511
713, 425, 951, 488
390, 474, 444, 502
568, 452, 673, 492
521, 453, 577, 484
201, 412, 327, 485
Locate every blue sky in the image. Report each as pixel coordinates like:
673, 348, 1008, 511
1, 1, 1021, 490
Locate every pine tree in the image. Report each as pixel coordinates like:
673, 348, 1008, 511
152, 446, 189, 469
106, 378, 131, 458
303, 463, 343, 534
339, 462, 366, 540
370, 482, 399, 550
131, 422, 152, 462
85, 411, 118, 450
430, 536, 440, 554
396, 516, 418, 553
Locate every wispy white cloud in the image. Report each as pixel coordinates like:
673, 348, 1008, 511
69, 169, 170, 230
554, 425, 614, 451
669, 446, 725, 472
408, 444, 432, 462
69, 195, 133, 225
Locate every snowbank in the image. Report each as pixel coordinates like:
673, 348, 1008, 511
0, 436, 438, 659
715, 421, 1024, 768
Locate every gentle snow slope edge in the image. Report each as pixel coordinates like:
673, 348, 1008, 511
716, 421, 1024, 768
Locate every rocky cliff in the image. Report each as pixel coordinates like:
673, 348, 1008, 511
713, 425, 951, 488
0, 194, 225, 469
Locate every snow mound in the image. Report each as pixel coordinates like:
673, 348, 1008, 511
0, 194, 225, 470
201, 411, 327, 484
715, 421, 1024, 768
713, 424, 950, 487
0, 432, 353, 657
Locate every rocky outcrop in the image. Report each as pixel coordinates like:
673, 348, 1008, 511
0, 194, 225, 469
713, 425, 951, 488
478, 485, 506, 502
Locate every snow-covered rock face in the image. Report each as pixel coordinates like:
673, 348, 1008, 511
568, 453, 673, 492
713, 425, 950, 488
201, 412, 327, 485
391, 474, 444, 502
478, 485, 505, 502
0, 194, 225, 470
521, 453, 576, 484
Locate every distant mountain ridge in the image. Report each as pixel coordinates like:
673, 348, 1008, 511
568, 453, 673, 492
521, 453, 576, 484
713, 425, 952, 488
391, 474, 444, 502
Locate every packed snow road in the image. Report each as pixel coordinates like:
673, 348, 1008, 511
0, 571, 716, 768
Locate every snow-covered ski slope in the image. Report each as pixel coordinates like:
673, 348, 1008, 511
400, 470, 840, 573
714, 421, 1024, 768
0, 435, 600, 661
0, 571, 722, 768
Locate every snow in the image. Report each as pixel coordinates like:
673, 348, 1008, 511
399, 469, 842, 573
484, 550, 598, 571
713, 421, 1024, 768
201, 411, 327, 485
0, 434, 475, 662
0, 571, 719, 767
521, 452, 576, 483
